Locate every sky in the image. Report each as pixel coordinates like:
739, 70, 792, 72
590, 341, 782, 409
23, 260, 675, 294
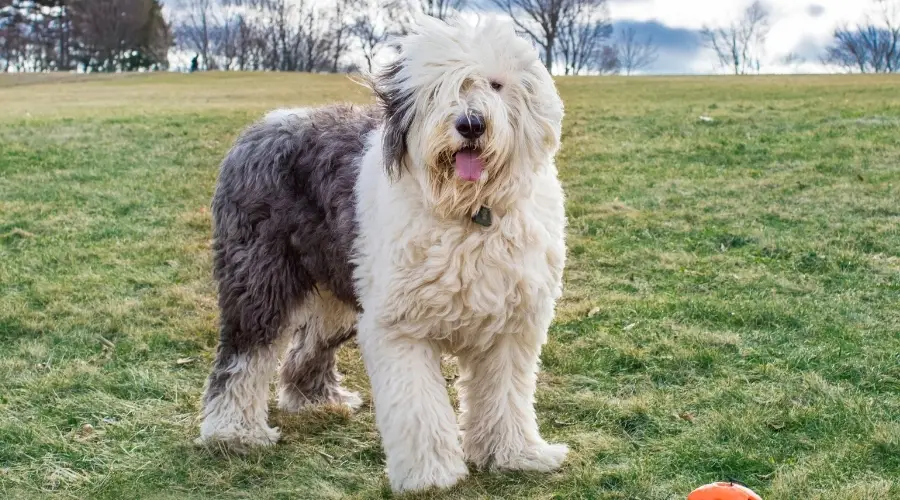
471, 0, 888, 74
602, 0, 880, 74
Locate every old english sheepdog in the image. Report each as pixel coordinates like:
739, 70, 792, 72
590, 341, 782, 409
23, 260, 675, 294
197, 16, 567, 492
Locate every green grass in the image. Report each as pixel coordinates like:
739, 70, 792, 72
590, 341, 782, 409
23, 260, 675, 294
1, 72, 898, 499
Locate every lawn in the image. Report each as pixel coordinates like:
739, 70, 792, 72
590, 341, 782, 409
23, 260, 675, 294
0, 72, 898, 499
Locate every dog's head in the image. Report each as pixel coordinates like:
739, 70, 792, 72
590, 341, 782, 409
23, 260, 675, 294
372, 16, 564, 220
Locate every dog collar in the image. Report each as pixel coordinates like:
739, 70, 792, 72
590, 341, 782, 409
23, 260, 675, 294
472, 206, 492, 227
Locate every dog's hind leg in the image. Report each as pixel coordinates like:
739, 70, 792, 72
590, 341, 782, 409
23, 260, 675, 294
277, 291, 362, 412
197, 232, 311, 452
197, 339, 281, 451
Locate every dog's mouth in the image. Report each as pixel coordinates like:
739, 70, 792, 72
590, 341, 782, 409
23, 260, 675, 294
453, 147, 484, 182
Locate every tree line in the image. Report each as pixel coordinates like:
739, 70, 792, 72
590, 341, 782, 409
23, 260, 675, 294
1, 0, 657, 75
171, 0, 654, 75
172, 0, 421, 73
0, 0, 170, 72
3, 0, 897, 75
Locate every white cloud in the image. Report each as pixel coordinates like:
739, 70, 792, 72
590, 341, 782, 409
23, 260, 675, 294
610, 0, 744, 29
608, 0, 878, 73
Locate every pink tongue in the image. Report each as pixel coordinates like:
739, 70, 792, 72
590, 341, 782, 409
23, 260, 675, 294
454, 150, 484, 182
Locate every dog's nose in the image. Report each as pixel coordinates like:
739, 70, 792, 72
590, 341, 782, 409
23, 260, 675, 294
455, 112, 485, 139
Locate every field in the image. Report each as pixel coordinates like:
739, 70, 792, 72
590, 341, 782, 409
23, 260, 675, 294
1, 72, 898, 499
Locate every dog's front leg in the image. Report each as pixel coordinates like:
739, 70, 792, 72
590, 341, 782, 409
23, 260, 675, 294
457, 333, 569, 472
357, 317, 468, 492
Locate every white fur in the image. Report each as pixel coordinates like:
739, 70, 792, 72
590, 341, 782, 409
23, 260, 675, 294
197, 346, 281, 451
352, 16, 567, 493
263, 107, 310, 126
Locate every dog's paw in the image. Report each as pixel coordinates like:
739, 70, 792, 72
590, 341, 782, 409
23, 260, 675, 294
277, 386, 363, 413
493, 442, 569, 472
335, 387, 363, 410
196, 422, 281, 453
389, 454, 468, 493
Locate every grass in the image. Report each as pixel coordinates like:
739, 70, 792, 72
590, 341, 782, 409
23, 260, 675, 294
0, 71, 898, 499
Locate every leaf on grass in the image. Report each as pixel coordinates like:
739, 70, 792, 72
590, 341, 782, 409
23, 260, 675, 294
176, 358, 195, 365
4, 228, 36, 239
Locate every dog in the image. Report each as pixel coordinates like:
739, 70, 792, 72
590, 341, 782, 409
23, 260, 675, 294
197, 15, 567, 493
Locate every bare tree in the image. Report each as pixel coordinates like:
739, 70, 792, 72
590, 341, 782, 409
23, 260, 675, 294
824, 27, 871, 72
172, 0, 219, 70
177, 0, 270, 71
700, 0, 770, 75
299, 5, 333, 72
593, 44, 619, 74
491, 0, 609, 74
351, 0, 407, 72
555, 0, 612, 75
823, 0, 900, 73
70, 0, 170, 71
491, 0, 565, 72
329, 0, 356, 72
417, 0, 467, 19
170, 0, 367, 73
616, 26, 657, 75
265, 0, 299, 70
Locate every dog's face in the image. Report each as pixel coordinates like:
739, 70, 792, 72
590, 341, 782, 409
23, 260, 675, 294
373, 16, 564, 220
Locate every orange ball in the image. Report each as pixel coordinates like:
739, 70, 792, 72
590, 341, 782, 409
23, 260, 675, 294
687, 481, 762, 500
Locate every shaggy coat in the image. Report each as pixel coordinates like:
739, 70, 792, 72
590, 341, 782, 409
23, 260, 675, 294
198, 16, 567, 493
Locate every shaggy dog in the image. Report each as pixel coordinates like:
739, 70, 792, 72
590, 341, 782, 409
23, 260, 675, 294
197, 16, 567, 492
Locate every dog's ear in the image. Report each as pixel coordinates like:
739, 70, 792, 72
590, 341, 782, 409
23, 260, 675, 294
372, 59, 415, 179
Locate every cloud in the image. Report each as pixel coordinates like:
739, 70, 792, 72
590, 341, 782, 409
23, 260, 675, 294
614, 20, 705, 74
807, 3, 826, 18
791, 35, 827, 61
615, 20, 702, 52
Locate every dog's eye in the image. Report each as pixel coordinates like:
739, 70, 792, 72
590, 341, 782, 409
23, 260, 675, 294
490, 80, 503, 91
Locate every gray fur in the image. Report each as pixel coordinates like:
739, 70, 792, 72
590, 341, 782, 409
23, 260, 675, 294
371, 59, 415, 179
201, 104, 380, 409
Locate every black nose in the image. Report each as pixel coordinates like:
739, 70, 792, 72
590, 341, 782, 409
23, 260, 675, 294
455, 112, 485, 139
